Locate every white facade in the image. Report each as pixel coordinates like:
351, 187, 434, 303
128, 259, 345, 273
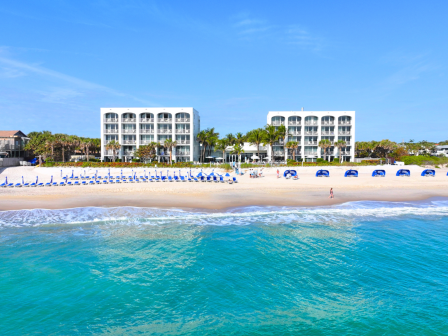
101, 107, 200, 162
267, 110, 355, 162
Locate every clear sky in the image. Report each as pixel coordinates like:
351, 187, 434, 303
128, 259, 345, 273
0, 0, 447, 141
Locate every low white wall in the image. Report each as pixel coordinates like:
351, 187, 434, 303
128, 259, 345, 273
0, 158, 23, 167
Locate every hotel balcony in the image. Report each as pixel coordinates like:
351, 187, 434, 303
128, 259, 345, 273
321, 121, 334, 126
273, 151, 285, 156
103, 150, 115, 155
175, 129, 190, 134
339, 121, 351, 125
288, 121, 301, 126
122, 140, 136, 145
104, 129, 119, 134
122, 118, 136, 122
140, 118, 154, 123
304, 121, 318, 126
175, 118, 190, 122
321, 131, 334, 136
123, 150, 135, 156
323, 151, 335, 156
176, 151, 191, 156
157, 129, 173, 134
0, 144, 25, 151
140, 129, 154, 134
271, 121, 284, 126
289, 131, 301, 135
122, 129, 136, 134
340, 151, 350, 155
304, 151, 317, 156
305, 141, 317, 145
305, 131, 318, 135
273, 139, 284, 145
338, 131, 351, 135
140, 140, 155, 144
104, 118, 118, 123
158, 118, 172, 123
176, 140, 190, 144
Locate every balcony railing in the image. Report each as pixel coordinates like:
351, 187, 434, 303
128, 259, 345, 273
140, 118, 154, 123
122, 140, 136, 144
176, 140, 190, 144
305, 131, 318, 135
158, 118, 172, 123
104, 118, 118, 123
321, 132, 334, 136
321, 121, 334, 125
122, 118, 136, 122
273, 151, 285, 156
338, 131, 351, 135
339, 121, 351, 125
0, 145, 25, 151
289, 131, 301, 135
140, 140, 155, 144
175, 129, 190, 134
176, 118, 190, 122
273, 140, 284, 145
305, 141, 317, 145
140, 129, 154, 133
158, 129, 173, 134
122, 129, 136, 134
304, 151, 317, 155
103, 150, 115, 155
340, 151, 350, 155
322, 151, 335, 156
288, 121, 301, 126
176, 152, 191, 156
104, 129, 119, 134
304, 121, 318, 126
271, 121, 284, 126
123, 151, 134, 156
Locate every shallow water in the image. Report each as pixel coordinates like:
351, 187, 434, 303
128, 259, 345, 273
1, 201, 448, 335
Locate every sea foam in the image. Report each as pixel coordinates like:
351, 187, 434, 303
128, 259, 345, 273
1, 200, 448, 228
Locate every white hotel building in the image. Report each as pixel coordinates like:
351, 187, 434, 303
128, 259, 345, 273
267, 110, 355, 162
100, 107, 200, 162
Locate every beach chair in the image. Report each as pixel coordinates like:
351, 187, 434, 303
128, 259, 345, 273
37, 182, 45, 187
74, 181, 80, 186
220, 176, 224, 183
102, 180, 108, 184
181, 176, 186, 182
52, 181, 59, 187
67, 181, 73, 186
81, 181, 88, 186
14, 181, 23, 187
213, 176, 218, 183
207, 176, 211, 182
89, 181, 95, 185
95, 180, 101, 184
174, 176, 180, 182
233, 177, 238, 183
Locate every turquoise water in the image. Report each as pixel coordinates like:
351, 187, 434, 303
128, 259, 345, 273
1, 201, 448, 335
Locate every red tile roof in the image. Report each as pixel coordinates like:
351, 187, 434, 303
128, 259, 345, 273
0, 130, 28, 137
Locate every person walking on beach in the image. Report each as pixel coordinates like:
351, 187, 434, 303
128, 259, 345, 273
329, 188, 334, 199
277, 169, 280, 178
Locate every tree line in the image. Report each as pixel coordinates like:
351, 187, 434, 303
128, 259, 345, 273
25, 131, 101, 162
355, 139, 446, 159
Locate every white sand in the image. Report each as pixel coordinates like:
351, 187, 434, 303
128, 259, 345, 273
1, 165, 447, 210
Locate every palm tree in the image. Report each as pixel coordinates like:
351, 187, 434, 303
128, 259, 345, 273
105, 140, 121, 162
225, 133, 235, 146
205, 128, 219, 158
262, 125, 279, 161
45, 135, 57, 160
247, 128, 265, 159
334, 139, 347, 163
215, 139, 228, 163
318, 139, 332, 161
231, 143, 244, 164
196, 130, 207, 162
234, 132, 245, 146
81, 138, 93, 161
163, 138, 177, 165
285, 141, 300, 161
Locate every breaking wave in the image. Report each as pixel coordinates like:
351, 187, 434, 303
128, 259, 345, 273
1, 199, 448, 228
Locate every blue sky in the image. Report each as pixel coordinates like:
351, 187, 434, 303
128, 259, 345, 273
0, 0, 447, 141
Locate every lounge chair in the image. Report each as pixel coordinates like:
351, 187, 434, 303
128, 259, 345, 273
207, 176, 211, 182
81, 181, 88, 186
67, 181, 73, 186
181, 176, 186, 182
37, 182, 44, 187
174, 176, 179, 182
14, 181, 22, 187
74, 181, 80, 186
220, 176, 224, 183
89, 181, 95, 185
213, 176, 218, 183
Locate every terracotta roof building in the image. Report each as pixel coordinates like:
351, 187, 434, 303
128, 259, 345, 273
0, 130, 29, 158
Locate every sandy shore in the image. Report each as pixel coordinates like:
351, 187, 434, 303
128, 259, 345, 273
1, 165, 448, 211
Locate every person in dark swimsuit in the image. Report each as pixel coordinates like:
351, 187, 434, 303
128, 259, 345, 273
329, 188, 334, 198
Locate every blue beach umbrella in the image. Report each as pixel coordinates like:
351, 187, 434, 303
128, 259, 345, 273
225, 173, 230, 177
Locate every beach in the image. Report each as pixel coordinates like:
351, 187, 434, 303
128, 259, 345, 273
1, 165, 447, 211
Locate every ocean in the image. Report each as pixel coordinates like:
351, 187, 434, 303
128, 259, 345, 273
1, 200, 447, 335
